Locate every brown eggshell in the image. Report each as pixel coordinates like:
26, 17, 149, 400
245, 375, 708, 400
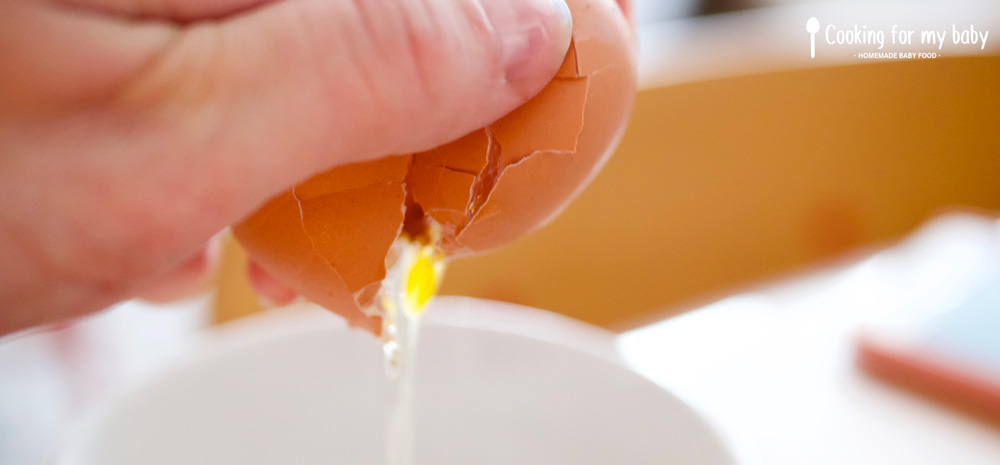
490, 76, 588, 164
406, 164, 476, 239
411, 129, 488, 175
294, 155, 410, 198
554, 42, 580, 78
298, 183, 405, 293
570, 0, 632, 76
412, 0, 636, 255
232, 156, 410, 333
234, 0, 635, 332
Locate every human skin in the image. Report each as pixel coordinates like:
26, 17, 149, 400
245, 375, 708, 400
0, 0, 630, 336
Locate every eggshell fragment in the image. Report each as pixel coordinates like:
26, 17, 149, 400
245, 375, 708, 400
568, 1, 629, 76
406, 164, 475, 240
490, 77, 589, 164
554, 42, 580, 78
233, 0, 636, 332
411, 129, 488, 175
296, 183, 405, 293
294, 155, 409, 198
234, 156, 410, 333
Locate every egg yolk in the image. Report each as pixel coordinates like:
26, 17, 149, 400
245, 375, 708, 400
378, 222, 447, 378
405, 253, 438, 316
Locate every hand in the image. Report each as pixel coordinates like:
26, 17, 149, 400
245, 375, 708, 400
0, 0, 577, 335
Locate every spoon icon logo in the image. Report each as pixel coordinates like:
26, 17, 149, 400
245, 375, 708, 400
806, 17, 820, 58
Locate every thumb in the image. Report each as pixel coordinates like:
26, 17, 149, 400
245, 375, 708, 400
118, 0, 574, 198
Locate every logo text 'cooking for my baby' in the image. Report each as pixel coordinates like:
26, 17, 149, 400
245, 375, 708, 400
806, 18, 990, 59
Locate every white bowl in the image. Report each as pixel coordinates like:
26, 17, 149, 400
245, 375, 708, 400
56, 298, 735, 465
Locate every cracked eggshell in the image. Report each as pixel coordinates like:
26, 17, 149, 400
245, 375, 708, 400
233, 156, 410, 333
233, 0, 634, 332
414, 0, 636, 254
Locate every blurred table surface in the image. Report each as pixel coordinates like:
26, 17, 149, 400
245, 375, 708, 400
3, 213, 1000, 465
619, 212, 1000, 465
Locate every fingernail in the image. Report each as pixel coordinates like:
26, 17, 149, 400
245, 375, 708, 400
483, 0, 573, 83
